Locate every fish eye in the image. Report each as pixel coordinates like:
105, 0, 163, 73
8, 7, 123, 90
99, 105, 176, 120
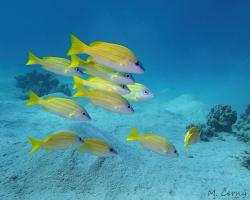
126, 74, 130, 78
128, 105, 131, 109
110, 148, 117, 154
122, 85, 126, 89
135, 61, 140, 66
75, 68, 80, 72
144, 90, 148, 94
174, 150, 177, 153
82, 112, 86, 116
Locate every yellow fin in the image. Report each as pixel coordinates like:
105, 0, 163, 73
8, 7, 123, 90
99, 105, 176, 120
69, 55, 85, 68
127, 128, 140, 141
28, 137, 42, 154
67, 34, 89, 55
26, 51, 42, 65
184, 140, 190, 150
26, 90, 41, 106
73, 86, 88, 98
73, 76, 85, 89
184, 132, 192, 150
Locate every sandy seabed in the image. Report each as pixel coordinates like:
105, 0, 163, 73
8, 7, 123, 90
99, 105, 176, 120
0, 75, 249, 200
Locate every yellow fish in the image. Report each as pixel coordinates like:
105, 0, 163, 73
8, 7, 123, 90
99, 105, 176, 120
26, 90, 91, 121
73, 86, 134, 114
73, 76, 130, 95
69, 55, 135, 85
127, 128, 178, 157
77, 138, 117, 157
26, 51, 83, 77
184, 127, 200, 149
28, 131, 83, 154
123, 83, 154, 101
67, 35, 144, 74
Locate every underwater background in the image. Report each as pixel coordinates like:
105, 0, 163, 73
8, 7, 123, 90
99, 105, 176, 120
0, 0, 250, 200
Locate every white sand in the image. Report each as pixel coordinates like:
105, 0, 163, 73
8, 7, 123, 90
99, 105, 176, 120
0, 76, 249, 200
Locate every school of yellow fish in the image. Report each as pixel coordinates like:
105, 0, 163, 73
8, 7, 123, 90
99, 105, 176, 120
26, 35, 201, 157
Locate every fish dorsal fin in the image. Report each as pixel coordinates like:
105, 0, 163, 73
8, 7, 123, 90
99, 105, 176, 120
89, 41, 109, 47
87, 76, 107, 83
43, 57, 69, 63
44, 135, 52, 143
90, 41, 131, 52
143, 134, 157, 137
89, 41, 136, 60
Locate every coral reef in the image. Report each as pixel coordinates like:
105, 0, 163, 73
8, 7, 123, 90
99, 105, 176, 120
15, 70, 72, 99
241, 154, 250, 170
233, 104, 250, 141
186, 123, 215, 141
207, 105, 237, 132
186, 104, 237, 141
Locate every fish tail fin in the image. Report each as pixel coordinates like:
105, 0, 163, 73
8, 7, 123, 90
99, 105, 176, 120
72, 76, 86, 89
28, 137, 42, 154
69, 55, 86, 68
184, 141, 190, 150
127, 128, 140, 141
73, 79, 88, 97
26, 51, 42, 65
73, 87, 88, 98
67, 34, 89, 55
26, 90, 41, 106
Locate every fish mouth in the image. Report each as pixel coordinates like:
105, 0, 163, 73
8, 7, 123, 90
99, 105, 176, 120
129, 75, 135, 83
130, 106, 135, 113
84, 114, 92, 121
136, 64, 145, 73
148, 93, 154, 99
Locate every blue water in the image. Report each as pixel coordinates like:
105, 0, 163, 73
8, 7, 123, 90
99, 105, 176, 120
1, 0, 250, 110
0, 1, 250, 199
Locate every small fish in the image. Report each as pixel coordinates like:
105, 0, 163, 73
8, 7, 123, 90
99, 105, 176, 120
77, 138, 117, 157
26, 51, 83, 77
123, 83, 154, 101
127, 128, 178, 157
73, 86, 134, 114
69, 55, 135, 84
28, 131, 83, 153
184, 127, 200, 149
67, 35, 144, 74
26, 90, 91, 121
73, 76, 130, 95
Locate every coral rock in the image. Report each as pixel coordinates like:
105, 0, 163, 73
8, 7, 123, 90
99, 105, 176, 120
186, 104, 237, 141
207, 105, 237, 132
233, 104, 250, 141
15, 70, 72, 99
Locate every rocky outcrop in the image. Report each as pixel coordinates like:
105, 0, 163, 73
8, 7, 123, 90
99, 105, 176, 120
15, 70, 71, 99
186, 104, 237, 141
